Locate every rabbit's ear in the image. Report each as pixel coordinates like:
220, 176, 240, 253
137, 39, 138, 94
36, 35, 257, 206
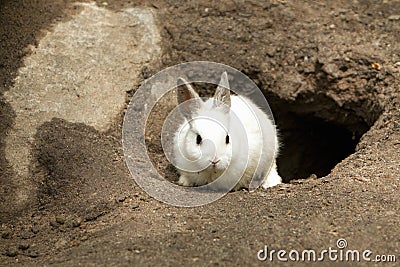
213, 72, 231, 113
177, 77, 201, 119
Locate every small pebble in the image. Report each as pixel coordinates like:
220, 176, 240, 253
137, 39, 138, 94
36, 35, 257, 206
49, 221, 59, 227
388, 15, 400, 21
263, 3, 273, 10
56, 215, 66, 225
84, 211, 104, 222
27, 251, 39, 258
4, 248, 18, 257
371, 62, 381, 70
18, 243, 30, 250
31, 227, 39, 234
72, 218, 82, 228
132, 205, 139, 210
20, 231, 34, 239
118, 196, 127, 202
1, 231, 11, 239
308, 174, 318, 180
141, 67, 151, 79
266, 49, 275, 57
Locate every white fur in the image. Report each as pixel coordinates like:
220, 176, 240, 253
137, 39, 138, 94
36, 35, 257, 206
173, 73, 281, 191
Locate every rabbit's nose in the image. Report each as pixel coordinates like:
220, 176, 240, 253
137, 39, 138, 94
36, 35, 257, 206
210, 159, 220, 165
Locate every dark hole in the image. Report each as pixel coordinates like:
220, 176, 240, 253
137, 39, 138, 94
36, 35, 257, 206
339, 65, 348, 72
274, 112, 362, 182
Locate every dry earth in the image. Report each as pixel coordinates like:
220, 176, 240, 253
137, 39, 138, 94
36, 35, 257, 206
0, 0, 399, 266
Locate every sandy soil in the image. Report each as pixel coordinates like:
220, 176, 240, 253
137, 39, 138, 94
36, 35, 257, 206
1, 0, 399, 266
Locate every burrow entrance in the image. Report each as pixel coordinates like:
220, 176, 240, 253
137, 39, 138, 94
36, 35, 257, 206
268, 95, 374, 183
274, 112, 363, 182
145, 83, 379, 184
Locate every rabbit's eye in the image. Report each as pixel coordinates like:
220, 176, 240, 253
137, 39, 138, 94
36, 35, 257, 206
196, 134, 202, 145
225, 135, 230, 144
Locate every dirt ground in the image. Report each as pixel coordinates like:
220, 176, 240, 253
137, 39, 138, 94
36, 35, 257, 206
1, 0, 400, 266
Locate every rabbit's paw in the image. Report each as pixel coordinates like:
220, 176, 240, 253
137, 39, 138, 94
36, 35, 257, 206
261, 166, 282, 189
178, 175, 195, 187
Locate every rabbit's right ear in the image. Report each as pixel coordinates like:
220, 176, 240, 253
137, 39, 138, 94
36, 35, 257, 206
177, 77, 201, 119
213, 72, 231, 113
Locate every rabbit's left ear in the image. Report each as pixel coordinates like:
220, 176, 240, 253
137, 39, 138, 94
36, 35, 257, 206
177, 77, 202, 120
213, 72, 231, 112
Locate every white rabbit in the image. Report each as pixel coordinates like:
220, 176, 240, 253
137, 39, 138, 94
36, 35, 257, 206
173, 72, 281, 191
